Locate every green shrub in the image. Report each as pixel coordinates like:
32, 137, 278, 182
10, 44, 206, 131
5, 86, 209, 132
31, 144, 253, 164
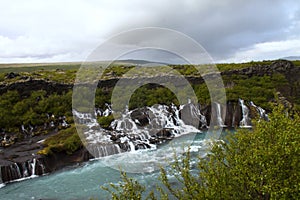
97, 115, 114, 129
38, 126, 82, 155
101, 171, 146, 200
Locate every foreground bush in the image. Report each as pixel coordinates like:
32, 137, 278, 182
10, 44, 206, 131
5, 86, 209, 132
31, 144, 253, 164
102, 104, 300, 199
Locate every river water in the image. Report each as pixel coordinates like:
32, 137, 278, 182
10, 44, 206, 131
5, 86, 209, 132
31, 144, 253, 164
0, 132, 210, 200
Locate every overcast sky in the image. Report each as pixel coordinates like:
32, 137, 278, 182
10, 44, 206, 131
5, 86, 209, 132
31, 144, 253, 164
0, 0, 299, 63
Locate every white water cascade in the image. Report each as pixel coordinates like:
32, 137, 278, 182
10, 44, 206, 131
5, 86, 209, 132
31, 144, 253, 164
73, 100, 270, 159
31, 158, 37, 177
250, 101, 269, 121
239, 99, 252, 128
73, 103, 203, 159
215, 103, 226, 127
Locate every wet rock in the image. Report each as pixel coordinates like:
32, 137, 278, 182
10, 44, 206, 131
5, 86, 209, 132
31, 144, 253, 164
130, 108, 149, 127
156, 128, 172, 138
201, 105, 211, 126
180, 103, 202, 129
233, 102, 243, 127
0, 79, 73, 97
224, 101, 235, 127
110, 133, 122, 142
135, 142, 151, 150
0, 157, 48, 183
118, 142, 130, 151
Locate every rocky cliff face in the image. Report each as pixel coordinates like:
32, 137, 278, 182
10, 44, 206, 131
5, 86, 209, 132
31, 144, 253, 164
221, 60, 300, 102
1, 60, 298, 96
0, 130, 93, 183
0, 149, 93, 183
0, 79, 73, 97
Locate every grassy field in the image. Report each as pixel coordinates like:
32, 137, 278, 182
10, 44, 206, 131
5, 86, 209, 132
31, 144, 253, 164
0, 62, 81, 73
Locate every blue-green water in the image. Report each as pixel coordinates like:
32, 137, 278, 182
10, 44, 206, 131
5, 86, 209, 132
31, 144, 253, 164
0, 133, 209, 200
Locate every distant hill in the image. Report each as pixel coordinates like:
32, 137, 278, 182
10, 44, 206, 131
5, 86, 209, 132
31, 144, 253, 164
281, 56, 300, 61
113, 59, 170, 66
0, 59, 170, 73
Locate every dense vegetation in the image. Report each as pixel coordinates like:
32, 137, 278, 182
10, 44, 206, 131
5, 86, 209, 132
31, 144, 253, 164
223, 74, 289, 109
102, 104, 300, 199
0, 90, 72, 133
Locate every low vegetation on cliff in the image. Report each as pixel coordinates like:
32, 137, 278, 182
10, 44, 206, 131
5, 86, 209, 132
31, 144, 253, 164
37, 126, 82, 155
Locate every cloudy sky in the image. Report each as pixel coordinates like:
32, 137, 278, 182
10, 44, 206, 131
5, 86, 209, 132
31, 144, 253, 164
0, 0, 299, 63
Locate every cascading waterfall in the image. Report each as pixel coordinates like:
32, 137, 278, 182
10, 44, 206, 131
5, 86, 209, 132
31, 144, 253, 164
215, 102, 226, 127
102, 103, 112, 117
111, 106, 139, 132
72, 100, 270, 160
31, 158, 36, 177
239, 99, 252, 128
0, 157, 47, 186
128, 142, 136, 152
250, 101, 269, 121
73, 102, 203, 159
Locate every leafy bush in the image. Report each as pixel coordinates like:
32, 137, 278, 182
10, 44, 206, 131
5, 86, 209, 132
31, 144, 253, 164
101, 171, 147, 200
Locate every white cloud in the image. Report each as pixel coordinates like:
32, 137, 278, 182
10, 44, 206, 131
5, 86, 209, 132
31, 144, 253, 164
0, 0, 299, 63
221, 39, 300, 63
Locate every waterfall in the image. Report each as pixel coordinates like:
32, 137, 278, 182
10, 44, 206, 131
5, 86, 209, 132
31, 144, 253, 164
73, 100, 268, 159
215, 103, 225, 127
31, 158, 37, 177
111, 109, 138, 132
88, 144, 124, 158
250, 101, 269, 121
73, 102, 200, 159
61, 120, 68, 127
103, 104, 112, 117
0, 157, 48, 184
128, 142, 136, 152
239, 99, 252, 128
